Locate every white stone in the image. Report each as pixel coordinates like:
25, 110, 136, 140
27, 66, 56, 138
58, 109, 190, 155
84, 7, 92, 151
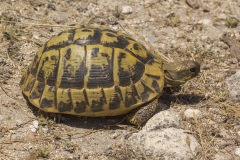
33, 34, 39, 40
235, 148, 240, 156
33, 120, 39, 129
143, 108, 184, 131
122, 6, 133, 14
238, 131, 240, 137
29, 125, 36, 132
129, 109, 201, 159
129, 128, 201, 159
198, 19, 211, 25
184, 109, 202, 119
30, 127, 37, 133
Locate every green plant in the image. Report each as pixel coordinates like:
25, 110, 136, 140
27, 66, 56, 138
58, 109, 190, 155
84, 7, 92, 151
37, 146, 50, 158
4, 28, 21, 40
226, 17, 238, 28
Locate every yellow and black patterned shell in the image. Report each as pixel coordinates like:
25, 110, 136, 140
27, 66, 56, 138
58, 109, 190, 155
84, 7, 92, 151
20, 27, 164, 116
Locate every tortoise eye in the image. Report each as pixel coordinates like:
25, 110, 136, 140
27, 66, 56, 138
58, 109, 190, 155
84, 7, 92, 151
190, 68, 196, 72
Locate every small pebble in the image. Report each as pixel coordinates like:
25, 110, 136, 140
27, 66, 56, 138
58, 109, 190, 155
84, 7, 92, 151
198, 19, 211, 25
110, 133, 119, 139
184, 109, 202, 119
186, 0, 199, 9
235, 148, 240, 156
202, 5, 210, 12
29, 125, 37, 132
33, 34, 39, 40
122, 6, 132, 14
33, 120, 39, 129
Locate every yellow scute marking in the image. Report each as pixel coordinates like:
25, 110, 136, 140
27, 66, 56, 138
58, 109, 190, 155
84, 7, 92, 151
40, 85, 55, 110
62, 45, 85, 76
101, 32, 118, 43
125, 39, 149, 59
38, 50, 59, 83
73, 28, 94, 40
47, 32, 72, 47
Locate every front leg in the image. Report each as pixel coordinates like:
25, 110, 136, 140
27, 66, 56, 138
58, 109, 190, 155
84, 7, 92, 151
127, 99, 158, 128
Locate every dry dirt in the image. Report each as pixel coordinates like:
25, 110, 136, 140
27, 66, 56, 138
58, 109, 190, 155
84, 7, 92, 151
0, 0, 240, 159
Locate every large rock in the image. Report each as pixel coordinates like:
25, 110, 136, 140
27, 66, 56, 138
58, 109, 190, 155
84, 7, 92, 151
128, 108, 202, 160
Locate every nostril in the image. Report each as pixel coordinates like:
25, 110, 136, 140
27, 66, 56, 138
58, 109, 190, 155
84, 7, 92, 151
190, 68, 196, 72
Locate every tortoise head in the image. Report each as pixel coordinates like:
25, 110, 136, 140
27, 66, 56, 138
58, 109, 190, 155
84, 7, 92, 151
162, 60, 200, 87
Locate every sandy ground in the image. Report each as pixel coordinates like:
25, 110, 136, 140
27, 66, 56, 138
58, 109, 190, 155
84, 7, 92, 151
0, 0, 240, 159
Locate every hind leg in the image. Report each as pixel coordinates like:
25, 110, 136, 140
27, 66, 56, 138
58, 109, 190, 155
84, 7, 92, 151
127, 99, 158, 128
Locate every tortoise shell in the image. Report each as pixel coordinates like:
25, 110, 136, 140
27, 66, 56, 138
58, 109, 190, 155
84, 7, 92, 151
20, 27, 164, 116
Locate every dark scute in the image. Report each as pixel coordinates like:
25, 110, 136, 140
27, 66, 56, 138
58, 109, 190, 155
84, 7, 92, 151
67, 30, 75, 43
91, 48, 99, 58
74, 101, 87, 113
87, 64, 114, 88
59, 57, 85, 89
145, 73, 160, 80
106, 33, 116, 37
118, 52, 126, 59
133, 43, 139, 50
30, 54, 39, 77
46, 61, 59, 86
125, 85, 138, 107
140, 81, 154, 102
91, 99, 103, 112
29, 82, 45, 99
118, 56, 145, 86
46, 41, 72, 52
152, 80, 161, 93
114, 85, 123, 100
109, 94, 121, 110
131, 61, 145, 84
20, 74, 26, 86
125, 36, 135, 41
39, 51, 59, 86
101, 88, 107, 104
51, 55, 57, 61
37, 57, 48, 83
147, 59, 155, 65
83, 89, 89, 106
65, 49, 71, 60
102, 35, 130, 49
118, 68, 131, 86
101, 52, 110, 58
118, 52, 130, 86
40, 98, 53, 109
23, 78, 36, 92
58, 101, 72, 112
74, 28, 102, 45
20, 69, 29, 86
82, 29, 92, 32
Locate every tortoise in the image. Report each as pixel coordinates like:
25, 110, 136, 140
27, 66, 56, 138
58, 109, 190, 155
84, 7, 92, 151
20, 27, 200, 127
